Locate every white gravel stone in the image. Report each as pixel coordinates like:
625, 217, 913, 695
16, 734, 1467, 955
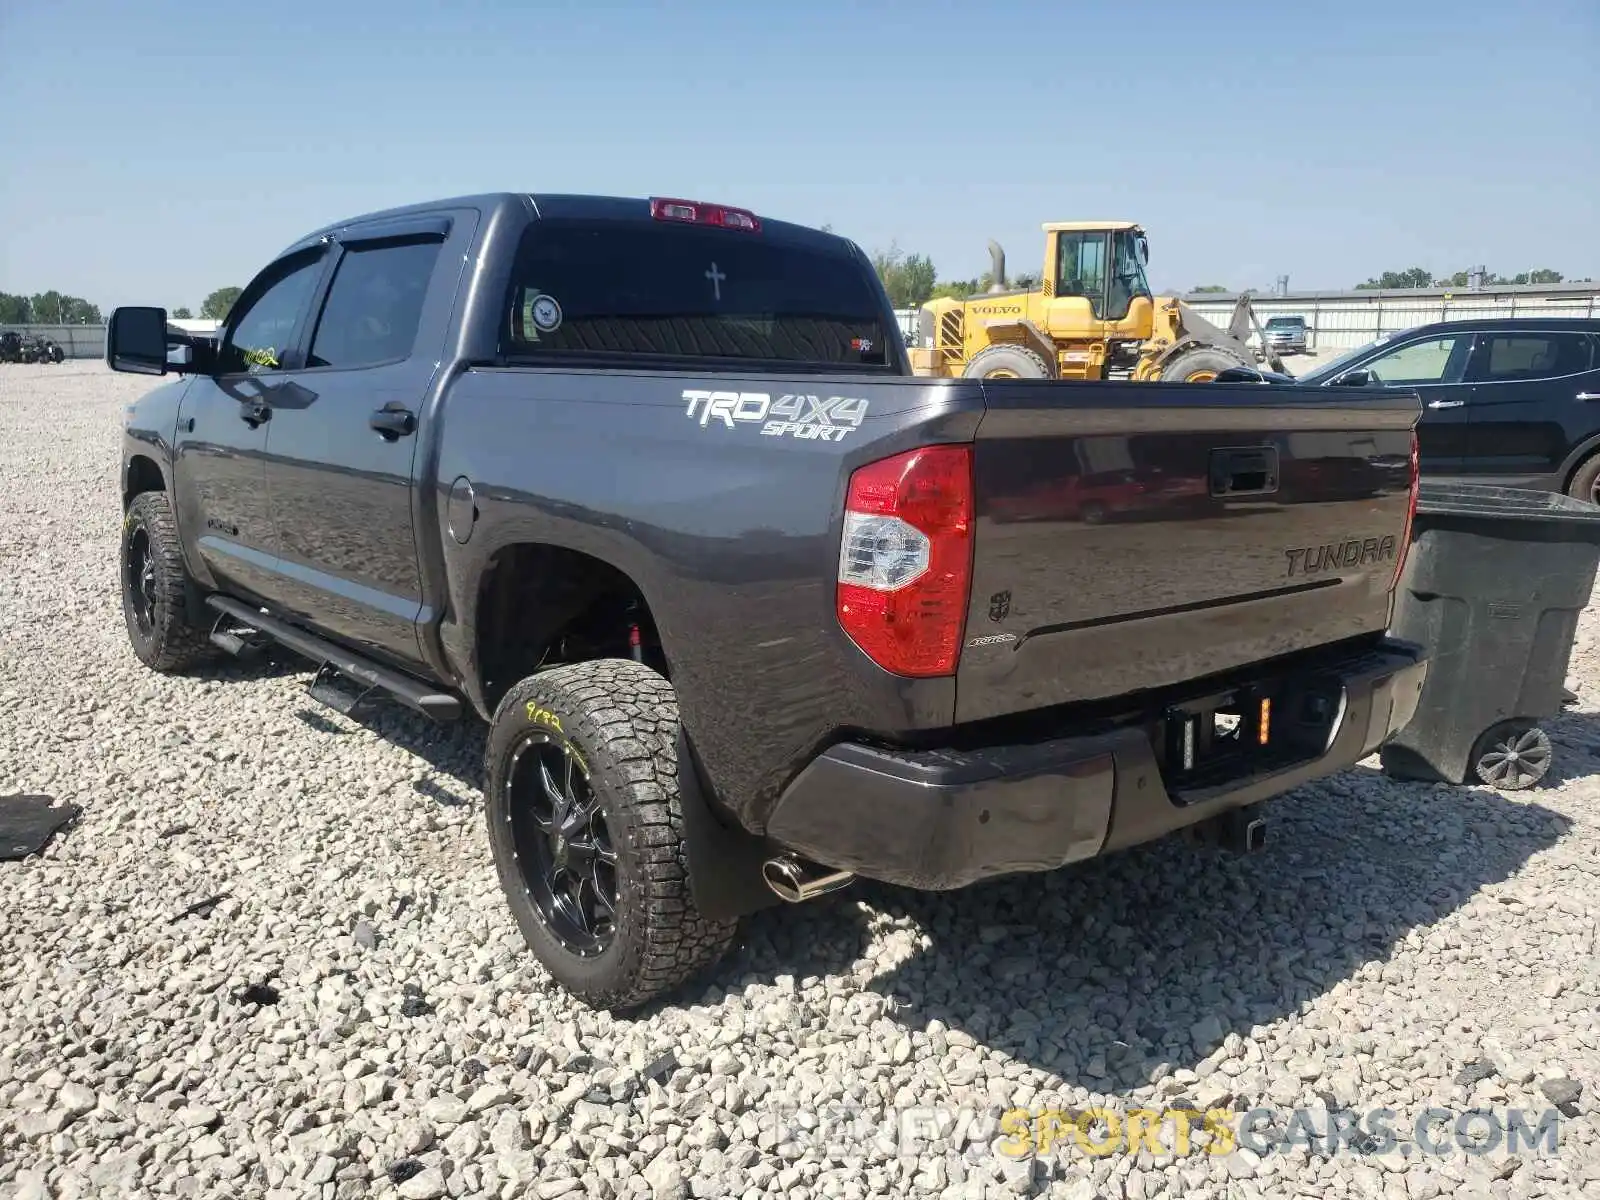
396, 1167, 448, 1200
5, 361, 1600, 1200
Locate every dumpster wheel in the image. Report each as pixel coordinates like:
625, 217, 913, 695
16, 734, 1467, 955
1471, 721, 1553, 791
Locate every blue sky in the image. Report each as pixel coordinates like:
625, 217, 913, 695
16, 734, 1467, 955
1, 0, 1595, 311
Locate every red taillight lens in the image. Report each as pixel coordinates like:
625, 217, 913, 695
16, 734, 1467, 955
837, 445, 974, 677
649, 197, 761, 232
1391, 431, 1420, 591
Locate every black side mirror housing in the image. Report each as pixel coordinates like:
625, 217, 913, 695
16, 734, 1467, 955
1334, 367, 1375, 388
106, 307, 171, 376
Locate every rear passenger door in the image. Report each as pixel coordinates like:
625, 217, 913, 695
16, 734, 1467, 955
1465, 331, 1600, 486
260, 215, 465, 670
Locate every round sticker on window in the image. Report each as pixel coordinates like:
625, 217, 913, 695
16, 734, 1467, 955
530, 294, 562, 333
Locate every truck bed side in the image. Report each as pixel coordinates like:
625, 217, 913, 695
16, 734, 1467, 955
432, 369, 983, 824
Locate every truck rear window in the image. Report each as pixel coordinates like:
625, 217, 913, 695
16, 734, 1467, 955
501, 219, 891, 368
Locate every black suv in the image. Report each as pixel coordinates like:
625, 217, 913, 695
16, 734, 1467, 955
1283, 319, 1600, 499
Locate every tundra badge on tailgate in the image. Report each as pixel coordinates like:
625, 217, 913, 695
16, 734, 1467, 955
682, 389, 869, 442
1285, 535, 1397, 577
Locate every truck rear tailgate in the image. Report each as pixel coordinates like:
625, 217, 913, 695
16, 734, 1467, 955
957, 381, 1419, 724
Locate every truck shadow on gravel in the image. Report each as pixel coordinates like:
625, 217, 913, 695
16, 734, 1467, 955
1543, 706, 1600, 786
741, 771, 1570, 1097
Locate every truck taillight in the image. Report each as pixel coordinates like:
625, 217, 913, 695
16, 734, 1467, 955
1392, 431, 1420, 591
837, 445, 973, 677
649, 197, 761, 232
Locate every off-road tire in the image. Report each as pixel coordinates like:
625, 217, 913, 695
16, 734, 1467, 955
1566, 453, 1600, 505
1160, 347, 1247, 383
120, 491, 217, 672
484, 658, 739, 1011
963, 344, 1053, 379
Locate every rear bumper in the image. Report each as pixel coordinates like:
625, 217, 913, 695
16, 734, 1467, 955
764, 640, 1426, 890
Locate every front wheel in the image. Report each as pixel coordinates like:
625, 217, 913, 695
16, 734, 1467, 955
484, 659, 739, 1011
1159, 347, 1248, 383
120, 491, 218, 672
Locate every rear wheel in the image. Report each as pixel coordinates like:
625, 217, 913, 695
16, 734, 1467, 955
484, 658, 739, 1011
1159, 347, 1247, 384
1566, 453, 1600, 505
963, 344, 1052, 380
120, 491, 218, 672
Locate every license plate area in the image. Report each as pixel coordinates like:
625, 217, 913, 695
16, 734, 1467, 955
1157, 674, 1346, 798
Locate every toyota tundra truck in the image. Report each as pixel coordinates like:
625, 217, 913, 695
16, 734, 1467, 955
106, 192, 1427, 1010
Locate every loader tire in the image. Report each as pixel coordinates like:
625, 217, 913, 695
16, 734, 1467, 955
1160, 347, 1247, 384
963, 344, 1053, 380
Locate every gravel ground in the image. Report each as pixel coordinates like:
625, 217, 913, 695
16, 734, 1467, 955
2, 361, 1598, 1200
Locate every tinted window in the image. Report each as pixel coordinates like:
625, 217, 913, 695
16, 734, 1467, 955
1478, 333, 1593, 382
502, 220, 889, 367
1106, 231, 1149, 320
1056, 232, 1107, 316
1364, 335, 1469, 385
308, 239, 442, 369
223, 255, 324, 373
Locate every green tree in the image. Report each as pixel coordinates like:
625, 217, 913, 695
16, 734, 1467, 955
201, 286, 243, 320
928, 279, 977, 301
0, 293, 30, 323
1355, 268, 1433, 290
171, 306, 194, 319
872, 243, 938, 309
1191, 284, 1230, 293
26, 291, 101, 323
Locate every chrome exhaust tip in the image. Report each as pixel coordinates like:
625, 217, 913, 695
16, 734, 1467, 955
762, 856, 855, 904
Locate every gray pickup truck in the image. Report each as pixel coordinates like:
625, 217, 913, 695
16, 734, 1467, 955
107, 192, 1427, 1010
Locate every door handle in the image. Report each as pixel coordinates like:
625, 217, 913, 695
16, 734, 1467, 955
370, 406, 417, 440
1426, 399, 1465, 410
240, 400, 271, 427
1578, 392, 1600, 402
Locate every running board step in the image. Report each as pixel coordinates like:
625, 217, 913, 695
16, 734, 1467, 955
208, 614, 268, 658
307, 664, 372, 715
204, 596, 462, 722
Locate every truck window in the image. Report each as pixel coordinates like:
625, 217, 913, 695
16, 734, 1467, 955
501, 219, 890, 368
308, 238, 443, 369
221, 254, 324, 373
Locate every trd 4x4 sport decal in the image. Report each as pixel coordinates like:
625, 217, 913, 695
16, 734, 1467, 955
682, 389, 869, 442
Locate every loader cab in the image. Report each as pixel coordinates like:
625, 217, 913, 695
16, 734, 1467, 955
1042, 222, 1155, 344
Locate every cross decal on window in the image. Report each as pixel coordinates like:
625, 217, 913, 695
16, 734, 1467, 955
705, 263, 726, 302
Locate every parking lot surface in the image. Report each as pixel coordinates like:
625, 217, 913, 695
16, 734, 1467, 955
2, 363, 1598, 1200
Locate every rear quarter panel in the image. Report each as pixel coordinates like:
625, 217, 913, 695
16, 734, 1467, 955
435, 369, 981, 830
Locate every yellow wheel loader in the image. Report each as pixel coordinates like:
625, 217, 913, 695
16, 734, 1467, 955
907, 222, 1286, 383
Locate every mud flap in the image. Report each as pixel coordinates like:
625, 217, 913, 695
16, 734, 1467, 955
676, 731, 779, 920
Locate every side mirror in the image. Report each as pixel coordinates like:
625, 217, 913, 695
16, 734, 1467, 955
1334, 368, 1375, 388
106, 306, 171, 376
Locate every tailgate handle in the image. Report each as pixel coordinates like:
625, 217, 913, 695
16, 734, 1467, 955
1210, 446, 1279, 497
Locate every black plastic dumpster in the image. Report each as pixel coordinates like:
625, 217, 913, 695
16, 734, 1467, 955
1379, 482, 1600, 789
